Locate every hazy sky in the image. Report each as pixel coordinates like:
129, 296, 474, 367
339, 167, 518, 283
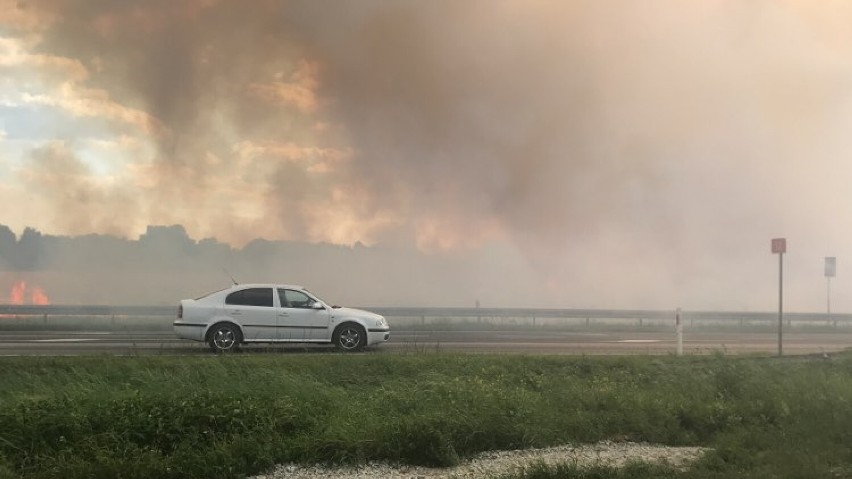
2, 1, 852, 310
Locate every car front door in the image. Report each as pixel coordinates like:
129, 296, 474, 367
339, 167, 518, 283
277, 288, 331, 341
224, 287, 277, 341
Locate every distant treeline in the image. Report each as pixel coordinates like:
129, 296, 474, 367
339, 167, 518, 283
0, 224, 359, 272
0, 224, 507, 306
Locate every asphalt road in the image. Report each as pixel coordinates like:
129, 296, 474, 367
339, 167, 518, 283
1, 329, 851, 356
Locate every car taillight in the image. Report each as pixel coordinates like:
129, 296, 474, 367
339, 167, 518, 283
177, 304, 183, 319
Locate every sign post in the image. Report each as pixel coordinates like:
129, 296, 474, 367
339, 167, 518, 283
825, 257, 836, 325
771, 238, 786, 356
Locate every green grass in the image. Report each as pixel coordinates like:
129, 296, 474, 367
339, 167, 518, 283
2, 352, 852, 478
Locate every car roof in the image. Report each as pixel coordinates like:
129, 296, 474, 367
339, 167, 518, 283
192, 284, 308, 301
229, 283, 305, 290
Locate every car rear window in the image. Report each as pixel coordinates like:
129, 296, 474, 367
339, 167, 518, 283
194, 288, 228, 300
225, 288, 274, 307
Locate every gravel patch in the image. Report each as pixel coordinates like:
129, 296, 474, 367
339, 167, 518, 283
251, 441, 709, 478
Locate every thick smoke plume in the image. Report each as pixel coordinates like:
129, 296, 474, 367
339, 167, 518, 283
2, 1, 852, 309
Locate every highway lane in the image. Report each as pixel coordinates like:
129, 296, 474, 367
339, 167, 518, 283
2, 329, 851, 356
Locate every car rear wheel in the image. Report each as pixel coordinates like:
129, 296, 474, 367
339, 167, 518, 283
208, 323, 241, 353
334, 324, 366, 352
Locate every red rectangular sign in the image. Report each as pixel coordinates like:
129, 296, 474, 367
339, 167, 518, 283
771, 238, 786, 254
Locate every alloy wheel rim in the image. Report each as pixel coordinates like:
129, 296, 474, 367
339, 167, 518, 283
340, 329, 359, 349
214, 329, 235, 350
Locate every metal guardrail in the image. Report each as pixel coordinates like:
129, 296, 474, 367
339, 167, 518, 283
0, 305, 178, 316
369, 307, 852, 323
0, 304, 850, 324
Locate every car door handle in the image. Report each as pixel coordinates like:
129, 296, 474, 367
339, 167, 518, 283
279, 313, 289, 317
229, 310, 242, 315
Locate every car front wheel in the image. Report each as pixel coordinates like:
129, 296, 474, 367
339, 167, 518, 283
334, 324, 366, 352
208, 323, 241, 353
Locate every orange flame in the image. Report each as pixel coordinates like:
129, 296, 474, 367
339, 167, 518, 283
8, 280, 50, 305
10, 281, 26, 304
31, 286, 49, 305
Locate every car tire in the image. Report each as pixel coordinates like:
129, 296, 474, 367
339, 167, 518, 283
207, 323, 241, 353
333, 323, 366, 352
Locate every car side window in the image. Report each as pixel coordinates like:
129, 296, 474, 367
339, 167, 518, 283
225, 288, 273, 307
282, 289, 313, 309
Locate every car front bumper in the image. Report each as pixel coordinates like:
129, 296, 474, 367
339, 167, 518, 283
367, 328, 390, 346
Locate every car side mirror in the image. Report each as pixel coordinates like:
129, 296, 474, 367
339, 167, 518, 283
311, 301, 324, 310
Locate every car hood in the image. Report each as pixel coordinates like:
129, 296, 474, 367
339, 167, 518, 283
332, 306, 383, 321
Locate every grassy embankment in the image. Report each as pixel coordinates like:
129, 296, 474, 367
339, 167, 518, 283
1, 352, 852, 478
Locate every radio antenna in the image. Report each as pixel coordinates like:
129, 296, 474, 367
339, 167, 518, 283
223, 268, 239, 285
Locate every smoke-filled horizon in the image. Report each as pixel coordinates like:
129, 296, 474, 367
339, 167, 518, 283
0, 222, 846, 313
2, 1, 852, 310
0, 223, 545, 308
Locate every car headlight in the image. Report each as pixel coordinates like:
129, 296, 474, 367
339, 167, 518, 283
375, 317, 387, 328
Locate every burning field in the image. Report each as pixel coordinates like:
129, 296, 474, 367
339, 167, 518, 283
7, 280, 50, 305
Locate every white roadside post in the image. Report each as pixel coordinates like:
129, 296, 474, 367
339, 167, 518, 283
825, 257, 836, 325
676, 308, 683, 356
771, 238, 786, 357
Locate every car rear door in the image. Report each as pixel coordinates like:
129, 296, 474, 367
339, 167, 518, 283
224, 287, 277, 341
277, 288, 331, 341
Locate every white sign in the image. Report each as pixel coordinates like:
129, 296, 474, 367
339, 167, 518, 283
825, 257, 837, 278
